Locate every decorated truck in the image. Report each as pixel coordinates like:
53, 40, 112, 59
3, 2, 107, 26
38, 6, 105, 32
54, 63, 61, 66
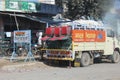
41, 19, 120, 67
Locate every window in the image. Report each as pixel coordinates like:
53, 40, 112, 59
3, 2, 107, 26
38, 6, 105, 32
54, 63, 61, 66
107, 29, 114, 37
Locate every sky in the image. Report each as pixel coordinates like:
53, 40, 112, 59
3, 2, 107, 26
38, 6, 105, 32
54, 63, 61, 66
103, 0, 120, 36
114, 0, 120, 10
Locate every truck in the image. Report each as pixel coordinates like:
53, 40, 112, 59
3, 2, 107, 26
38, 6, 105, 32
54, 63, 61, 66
41, 19, 120, 67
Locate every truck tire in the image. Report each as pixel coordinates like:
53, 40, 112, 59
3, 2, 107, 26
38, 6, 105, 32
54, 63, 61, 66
80, 52, 91, 67
111, 51, 120, 63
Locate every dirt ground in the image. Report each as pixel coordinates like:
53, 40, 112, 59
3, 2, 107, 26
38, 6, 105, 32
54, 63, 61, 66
0, 57, 120, 80
0, 57, 51, 72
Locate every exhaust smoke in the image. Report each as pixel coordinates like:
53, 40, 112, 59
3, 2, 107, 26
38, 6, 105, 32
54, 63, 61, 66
103, 0, 120, 38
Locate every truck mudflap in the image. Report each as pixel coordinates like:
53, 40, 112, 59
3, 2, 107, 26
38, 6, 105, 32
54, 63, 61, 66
41, 49, 74, 61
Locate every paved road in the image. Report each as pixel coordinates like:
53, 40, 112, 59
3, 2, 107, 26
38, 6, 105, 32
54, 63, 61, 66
0, 61, 120, 80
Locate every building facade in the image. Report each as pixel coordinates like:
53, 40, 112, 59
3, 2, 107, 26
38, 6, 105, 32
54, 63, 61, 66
0, 0, 62, 41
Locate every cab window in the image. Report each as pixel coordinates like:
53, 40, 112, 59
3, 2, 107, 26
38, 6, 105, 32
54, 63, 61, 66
107, 29, 114, 37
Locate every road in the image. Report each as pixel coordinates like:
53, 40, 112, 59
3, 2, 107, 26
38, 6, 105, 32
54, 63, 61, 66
0, 61, 120, 80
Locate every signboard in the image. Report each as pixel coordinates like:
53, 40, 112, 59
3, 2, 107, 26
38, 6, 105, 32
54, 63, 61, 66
11, 30, 35, 62
72, 30, 106, 42
0, 0, 60, 15
85, 30, 96, 42
72, 30, 85, 42
5, 0, 37, 12
96, 31, 106, 42
14, 30, 31, 43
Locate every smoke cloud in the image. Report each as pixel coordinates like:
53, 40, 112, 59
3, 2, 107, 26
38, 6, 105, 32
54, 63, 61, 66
103, 0, 120, 36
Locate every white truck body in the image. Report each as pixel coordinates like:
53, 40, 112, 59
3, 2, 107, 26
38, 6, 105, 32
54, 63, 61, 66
41, 19, 120, 67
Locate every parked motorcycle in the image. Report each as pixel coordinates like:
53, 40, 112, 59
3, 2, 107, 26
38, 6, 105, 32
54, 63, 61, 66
32, 44, 44, 60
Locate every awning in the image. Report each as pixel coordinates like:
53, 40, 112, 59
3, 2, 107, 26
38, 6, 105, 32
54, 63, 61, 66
49, 36, 59, 41
0, 12, 51, 23
0, 12, 72, 24
49, 36, 69, 41
41, 36, 51, 41
58, 36, 69, 40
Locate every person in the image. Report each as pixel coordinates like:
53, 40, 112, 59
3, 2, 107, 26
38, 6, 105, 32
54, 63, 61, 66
37, 32, 45, 60
38, 32, 43, 46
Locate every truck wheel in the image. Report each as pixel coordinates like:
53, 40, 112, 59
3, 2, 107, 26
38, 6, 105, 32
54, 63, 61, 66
111, 51, 120, 63
80, 52, 91, 67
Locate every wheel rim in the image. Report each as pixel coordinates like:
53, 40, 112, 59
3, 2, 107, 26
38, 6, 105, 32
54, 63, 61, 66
81, 53, 90, 66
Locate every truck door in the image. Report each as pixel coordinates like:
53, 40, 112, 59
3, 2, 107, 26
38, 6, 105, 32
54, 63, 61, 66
104, 29, 114, 55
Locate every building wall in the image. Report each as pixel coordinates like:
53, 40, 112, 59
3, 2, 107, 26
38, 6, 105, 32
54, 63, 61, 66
38, 0, 55, 4
0, 0, 61, 15
22, 0, 55, 4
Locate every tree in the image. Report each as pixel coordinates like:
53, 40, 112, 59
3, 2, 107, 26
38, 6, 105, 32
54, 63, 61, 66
55, 0, 113, 20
